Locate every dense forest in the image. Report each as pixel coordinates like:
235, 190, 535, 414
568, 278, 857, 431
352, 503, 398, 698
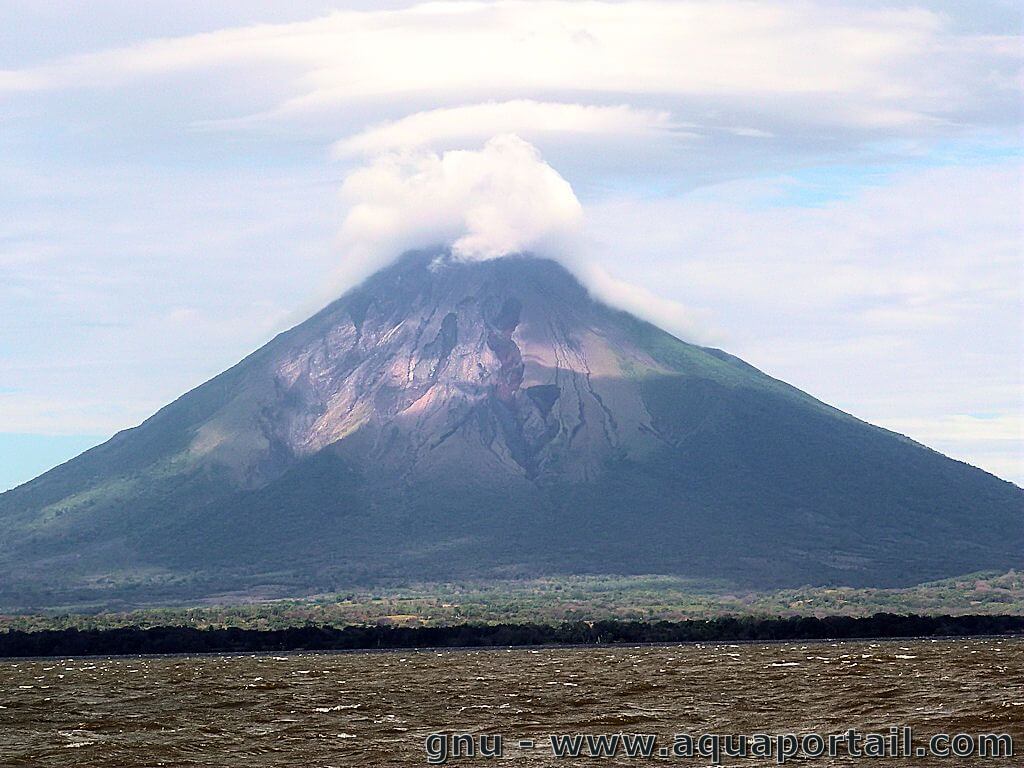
1, 614, 1021, 657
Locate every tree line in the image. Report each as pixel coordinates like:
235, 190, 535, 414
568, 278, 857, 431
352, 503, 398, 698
0, 613, 1021, 657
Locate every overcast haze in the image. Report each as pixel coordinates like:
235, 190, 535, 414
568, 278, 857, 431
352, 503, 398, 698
1, 0, 1021, 489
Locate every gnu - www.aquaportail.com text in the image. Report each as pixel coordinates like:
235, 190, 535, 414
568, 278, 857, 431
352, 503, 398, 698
424, 728, 1013, 764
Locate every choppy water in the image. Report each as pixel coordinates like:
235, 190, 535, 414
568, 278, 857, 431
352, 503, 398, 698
0, 638, 1021, 766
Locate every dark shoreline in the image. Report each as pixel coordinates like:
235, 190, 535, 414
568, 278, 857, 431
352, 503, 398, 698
1, 613, 1022, 659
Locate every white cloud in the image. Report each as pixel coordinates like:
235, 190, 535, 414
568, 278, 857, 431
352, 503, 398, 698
575, 263, 714, 344
881, 414, 1023, 444
878, 414, 1023, 486
582, 161, 1024, 483
333, 100, 679, 156
1, 2, 1018, 134
0, 159, 341, 437
335, 134, 583, 285
585, 162, 1024, 319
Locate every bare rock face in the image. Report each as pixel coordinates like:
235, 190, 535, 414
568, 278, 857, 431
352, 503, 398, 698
1, 250, 1021, 608
192, 252, 668, 488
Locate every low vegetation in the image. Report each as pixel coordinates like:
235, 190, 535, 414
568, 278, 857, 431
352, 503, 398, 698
1, 571, 1020, 633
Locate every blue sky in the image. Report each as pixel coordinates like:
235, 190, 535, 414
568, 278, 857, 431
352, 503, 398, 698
1, 0, 1022, 490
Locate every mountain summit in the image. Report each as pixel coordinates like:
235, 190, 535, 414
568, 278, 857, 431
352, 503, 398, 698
2, 252, 1021, 607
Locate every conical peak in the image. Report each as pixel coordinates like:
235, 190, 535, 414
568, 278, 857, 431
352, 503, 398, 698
356, 249, 591, 308
4, 248, 1022, 609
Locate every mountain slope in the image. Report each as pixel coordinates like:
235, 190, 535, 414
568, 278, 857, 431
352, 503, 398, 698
1, 251, 1021, 608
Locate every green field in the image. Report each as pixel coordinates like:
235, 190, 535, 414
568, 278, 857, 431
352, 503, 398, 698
2, 571, 1021, 633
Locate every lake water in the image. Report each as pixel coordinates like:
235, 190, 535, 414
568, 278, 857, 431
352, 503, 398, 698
1, 637, 1021, 766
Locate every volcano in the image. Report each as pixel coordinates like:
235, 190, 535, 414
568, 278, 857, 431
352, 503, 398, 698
1, 251, 1021, 608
